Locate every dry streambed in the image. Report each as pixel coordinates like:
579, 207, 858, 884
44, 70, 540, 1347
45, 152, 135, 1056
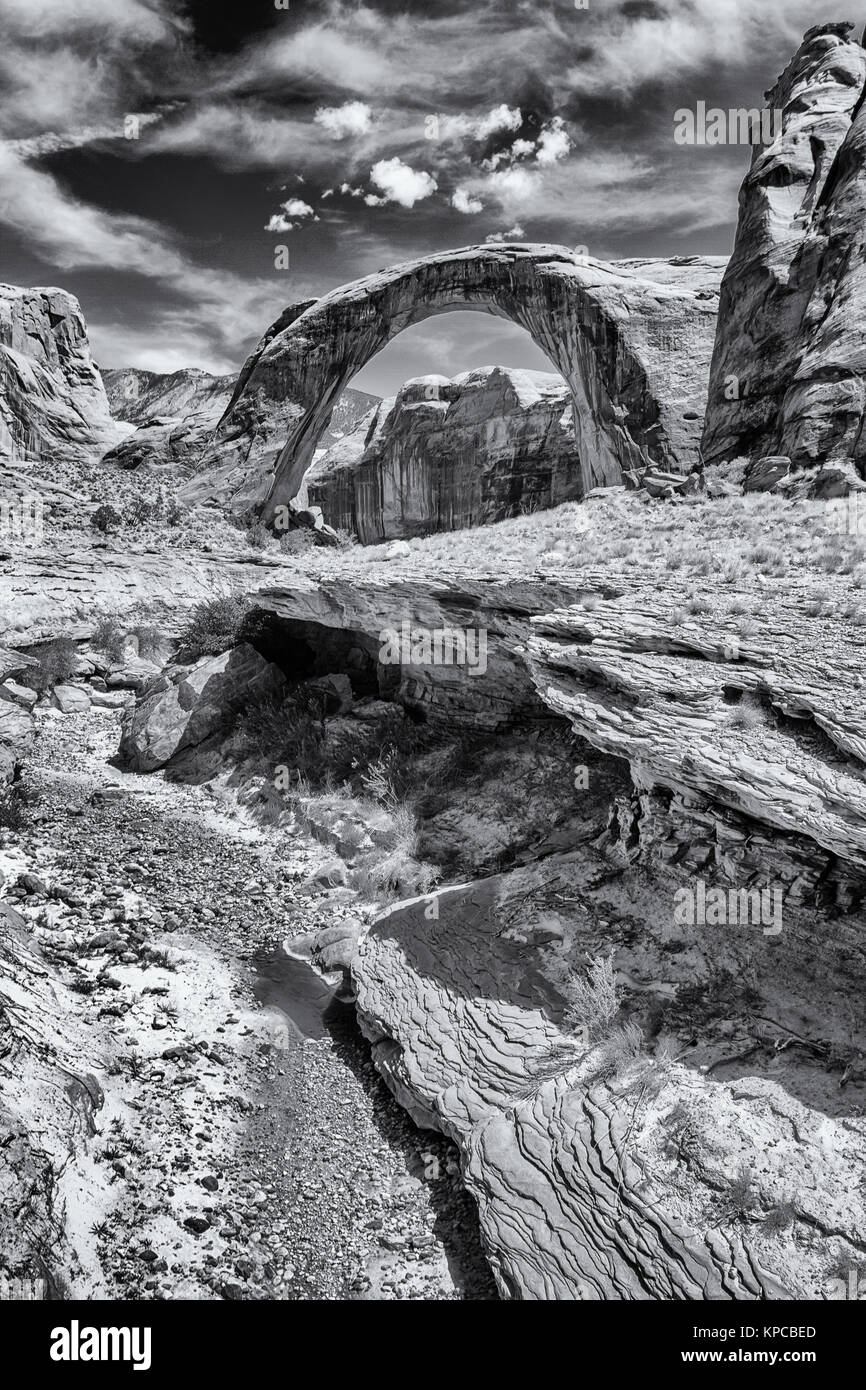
0, 705, 496, 1300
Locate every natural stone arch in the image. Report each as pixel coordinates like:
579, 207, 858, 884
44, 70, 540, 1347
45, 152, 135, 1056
190, 244, 724, 520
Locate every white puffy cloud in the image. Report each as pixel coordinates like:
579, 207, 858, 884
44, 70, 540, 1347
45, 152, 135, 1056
487, 166, 538, 203
314, 100, 373, 139
369, 157, 437, 208
536, 116, 571, 166
281, 198, 315, 217
451, 188, 484, 214
485, 225, 526, 243
265, 213, 294, 232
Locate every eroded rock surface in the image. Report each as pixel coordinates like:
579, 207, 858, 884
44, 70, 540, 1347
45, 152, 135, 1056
702, 23, 866, 487
0, 285, 121, 472
306, 367, 582, 542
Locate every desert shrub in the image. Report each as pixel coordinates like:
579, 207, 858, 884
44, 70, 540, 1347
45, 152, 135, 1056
567, 952, 620, 1041
28, 637, 78, 692
244, 521, 271, 551
124, 495, 163, 528
91, 503, 123, 533
133, 624, 163, 660
585, 1021, 646, 1083
333, 527, 359, 549
763, 1199, 796, 1234
279, 529, 317, 556
730, 700, 763, 730
177, 595, 251, 660
92, 615, 127, 664
0, 786, 28, 830
721, 1166, 757, 1221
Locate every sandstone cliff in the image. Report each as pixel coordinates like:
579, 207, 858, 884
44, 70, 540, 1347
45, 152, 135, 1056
305, 367, 582, 542
0, 284, 120, 472
702, 23, 866, 491
101, 365, 378, 481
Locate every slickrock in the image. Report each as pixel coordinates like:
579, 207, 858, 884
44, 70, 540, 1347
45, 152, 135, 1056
702, 24, 866, 486
306, 367, 582, 542
353, 854, 863, 1300
192, 247, 723, 518
527, 590, 866, 878
0, 284, 122, 471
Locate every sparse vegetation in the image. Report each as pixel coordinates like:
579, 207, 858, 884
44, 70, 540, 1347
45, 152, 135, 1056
177, 594, 251, 660
28, 637, 78, 692
567, 953, 620, 1041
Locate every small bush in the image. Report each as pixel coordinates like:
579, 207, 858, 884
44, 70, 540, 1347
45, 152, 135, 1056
279, 529, 317, 556
586, 1021, 645, 1083
244, 521, 271, 551
333, 527, 359, 549
0, 787, 28, 830
567, 953, 620, 1041
722, 1166, 757, 1221
730, 700, 763, 730
92, 615, 127, 664
91, 503, 123, 533
133, 624, 163, 660
29, 637, 78, 692
177, 595, 251, 660
763, 1200, 796, 1234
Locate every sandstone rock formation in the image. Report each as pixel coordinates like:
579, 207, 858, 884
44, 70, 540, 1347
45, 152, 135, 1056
119, 644, 285, 772
101, 365, 378, 484
702, 23, 866, 489
0, 285, 121, 472
306, 367, 582, 542
191, 247, 723, 519
102, 367, 235, 428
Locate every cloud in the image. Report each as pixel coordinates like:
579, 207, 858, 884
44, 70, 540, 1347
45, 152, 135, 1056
487, 166, 539, 204
281, 198, 315, 217
485, 225, 526, 243
451, 188, 484, 214
535, 116, 571, 166
0, 142, 278, 364
314, 100, 373, 139
369, 157, 437, 208
265, 214, 295, 232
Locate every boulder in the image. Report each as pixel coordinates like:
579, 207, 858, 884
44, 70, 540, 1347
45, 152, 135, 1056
744, 456, 791, 493
119, 644, 285, 772
0, 680, 37, 710
51, 684, 91, 714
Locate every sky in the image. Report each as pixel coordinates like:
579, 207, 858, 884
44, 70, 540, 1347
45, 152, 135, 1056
0, 0, 859, 395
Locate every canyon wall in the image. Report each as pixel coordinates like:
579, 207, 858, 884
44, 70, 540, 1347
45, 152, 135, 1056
306, 367, 582, 542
